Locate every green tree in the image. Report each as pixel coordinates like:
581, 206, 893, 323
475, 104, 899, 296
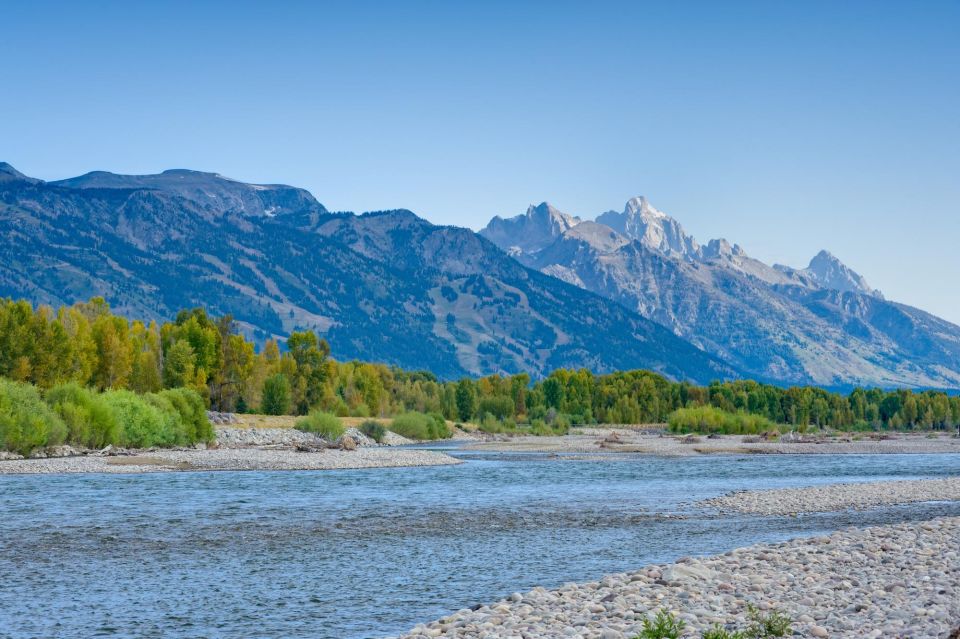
455, 378, 477, 421
162, 339, 196, 389
261, 373, 291, 415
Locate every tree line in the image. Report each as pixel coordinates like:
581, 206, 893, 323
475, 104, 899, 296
2, 297, 959, 431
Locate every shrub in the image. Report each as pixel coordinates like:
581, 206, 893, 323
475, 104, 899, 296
702, 627, 745, 639
478, 395, 514, 420
100, 389, 171, 449
158, 387, 213, 443
350, 403, 371, 418
636, 610, 685, 639
551, 413, 571, 435
359, 420, 386, 443
745, 606, 792, 638
668, 406, 778, 435
45, 382, 120, 449
530, 418, 552, 436
0, 379, 67, 455
390, 411, 451, 440
529, 418, 568, 436
295, 411, 344, 440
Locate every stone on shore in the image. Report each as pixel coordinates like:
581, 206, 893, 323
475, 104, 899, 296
702, 477, 960, 515
391, 517, 960, 638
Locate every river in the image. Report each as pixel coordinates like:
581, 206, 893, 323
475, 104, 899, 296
2, 451, 959, 639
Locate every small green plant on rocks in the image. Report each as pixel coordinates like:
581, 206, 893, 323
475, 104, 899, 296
745, 606, 792, 638
637, 610, 686, 639
634, 608, 793, 639
702, 626, 746, 639
359, 420, 386, 443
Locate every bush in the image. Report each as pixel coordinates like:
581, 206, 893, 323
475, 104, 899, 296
702, 627, 745, 639
100, 389, 172, 449
390, 411, 451, 440
478, 395, 514, 420
359, 420, 386, 443
350, 403, 371, 418
551, 413, 571, 435
745, 606, 792, 638
0, 379, 67, 455
636, 610, 685, 639
45, 382, 120, 449
530, 418, 552, 436
668, 406, 778, 435
158, 387, 214, 443
295, 411, 344, 440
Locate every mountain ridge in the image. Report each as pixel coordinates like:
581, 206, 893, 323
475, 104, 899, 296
0, 163, 733, 383
480, 197, 960, 388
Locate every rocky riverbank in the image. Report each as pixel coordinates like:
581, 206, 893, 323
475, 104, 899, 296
0, 425, 457, 474
701, 477, 960, 515
394, 517, 960, 639
464, 429, 960, 456
0, 446, 460, 474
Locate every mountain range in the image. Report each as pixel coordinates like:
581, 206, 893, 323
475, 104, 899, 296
0, 163, 730, 383
481, 197, 960, 388
2, 161, 958, 388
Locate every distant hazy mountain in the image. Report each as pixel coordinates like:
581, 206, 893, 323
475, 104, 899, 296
0, 163, 733, 382
481, 198, 960, 388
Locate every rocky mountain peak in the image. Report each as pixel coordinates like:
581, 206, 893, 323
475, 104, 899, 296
479, 201, 581, 254
802, 250, 882, 298
702, 238, 745, 260
595, 197, 700, 259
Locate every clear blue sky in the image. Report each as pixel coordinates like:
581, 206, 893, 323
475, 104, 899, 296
3, 1, 958, 322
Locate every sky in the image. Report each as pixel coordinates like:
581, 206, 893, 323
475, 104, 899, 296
2, 1, 958, 322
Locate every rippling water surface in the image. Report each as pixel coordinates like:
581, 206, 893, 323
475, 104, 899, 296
2, 451, 959, 639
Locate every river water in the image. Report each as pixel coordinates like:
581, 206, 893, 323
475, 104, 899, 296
2, 451, 959, 639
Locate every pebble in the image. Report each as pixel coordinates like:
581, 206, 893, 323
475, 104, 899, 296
389, 517, 960, 639
702, 478, 960, 515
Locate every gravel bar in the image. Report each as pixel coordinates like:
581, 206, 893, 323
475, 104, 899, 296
0, 447, 461, 474
702, 478, 960, 515
393, 517, 960, 639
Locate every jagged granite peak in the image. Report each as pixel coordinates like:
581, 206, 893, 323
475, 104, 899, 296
480, 202, 581, 254
800, 250, 882, 298
702, 238, 745, 259
50, 168, 327, 219
0, 162, 41, 185
595, 196, 701, 259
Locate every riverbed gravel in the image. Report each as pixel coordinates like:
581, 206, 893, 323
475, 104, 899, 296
465, 430, 960, 456
394, 517, 960, 639
0, 447, 461, 474
702, 477, 960, 515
